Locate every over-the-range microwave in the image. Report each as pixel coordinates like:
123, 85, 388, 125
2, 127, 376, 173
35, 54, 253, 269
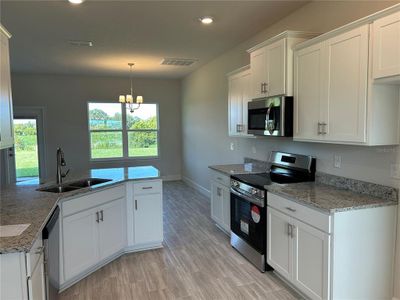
247, 96, 293, 137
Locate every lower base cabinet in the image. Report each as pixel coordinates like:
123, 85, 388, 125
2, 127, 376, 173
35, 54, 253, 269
267, 192, 396, 300
210, 171, 231, 233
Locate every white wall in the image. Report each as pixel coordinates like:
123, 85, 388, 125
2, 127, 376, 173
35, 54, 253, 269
11, 73, 182, 180
182, 1, 400, 190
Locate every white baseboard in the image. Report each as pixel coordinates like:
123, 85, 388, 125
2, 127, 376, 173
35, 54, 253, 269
161, 174, 182, 181
182, 176, 211, 198
393, 297, 400, 300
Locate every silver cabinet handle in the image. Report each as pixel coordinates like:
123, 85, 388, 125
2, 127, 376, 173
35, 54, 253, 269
142, 186, 153, 190
35, 246, 44, 255
321, 122, 327, 135
285, 207, 296, 213
217, 187, 222, 197
96, 211, 100, 223
318, 122, 322, 135
236, 124, 241, 133
135, 200, 138, 210
260, 83, 263, 94
288, 224, 295, 238
100, 210, 104, 222
217, 177, 223, 181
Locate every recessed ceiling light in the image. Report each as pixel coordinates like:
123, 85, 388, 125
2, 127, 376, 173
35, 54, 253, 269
199, 16, 213, 25
68, 0, 85, 4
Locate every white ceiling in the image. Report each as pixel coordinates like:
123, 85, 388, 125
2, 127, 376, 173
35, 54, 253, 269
1, 0, 308, 78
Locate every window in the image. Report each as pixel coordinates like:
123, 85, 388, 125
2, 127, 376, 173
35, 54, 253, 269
88, 102, 159, 160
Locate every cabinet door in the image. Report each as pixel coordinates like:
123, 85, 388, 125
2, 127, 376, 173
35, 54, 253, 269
211, 182, 224, 226
267, 207, 292, 281
62, 208, 99, 281
373, 11, 400, 79
250, 47, 267, 99
98, 198, 126, 260
323, 25, 368, 143
221, 185, 231, 232
0, 30, 14, 149
266, 39, 286, 96
241, 70, 252, 136
28, 253, 46, 300
293, 43, 325, 141
134, 193, 163, 245
292, 219, 330, 300
228, 74, 244, 136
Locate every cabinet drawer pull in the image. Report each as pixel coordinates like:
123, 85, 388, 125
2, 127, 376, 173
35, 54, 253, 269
285, 207, 296, 212
142, 186, 153, 190
35, 246, 44, 255
100, 210, 104, 222
96, 211, 100, 223
135, 200, 138, 210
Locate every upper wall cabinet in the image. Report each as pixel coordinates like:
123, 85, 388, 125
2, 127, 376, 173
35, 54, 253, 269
373, 11, 400, 80
294, 6, 400, 146
227, 66, 253, 137
247, 31, 318, 100
0, 24, 14, 150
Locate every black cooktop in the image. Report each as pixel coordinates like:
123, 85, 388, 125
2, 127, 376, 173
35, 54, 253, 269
231, 166, 315, 189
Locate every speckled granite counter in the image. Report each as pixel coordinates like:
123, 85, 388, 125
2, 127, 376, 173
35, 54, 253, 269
267, 182, 398, 214
0, 166, 160, 254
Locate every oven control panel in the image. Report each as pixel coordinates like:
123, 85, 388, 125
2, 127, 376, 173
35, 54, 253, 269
230, 179, 265, 206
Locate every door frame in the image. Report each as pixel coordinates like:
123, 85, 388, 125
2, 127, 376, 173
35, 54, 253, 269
10, 106, 47, 183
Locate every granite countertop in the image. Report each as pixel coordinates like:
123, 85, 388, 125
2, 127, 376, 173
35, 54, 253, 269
0, 166, 160, 254
209, 164, 266, 176
267, 182, 398, 214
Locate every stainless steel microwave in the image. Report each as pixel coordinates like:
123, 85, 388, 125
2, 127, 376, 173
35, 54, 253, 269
247, 96, 293, 137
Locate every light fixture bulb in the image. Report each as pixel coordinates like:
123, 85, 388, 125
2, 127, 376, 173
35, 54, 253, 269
68, 0, 85, 4
199, 16, 213, 25
136, 96, 143, 104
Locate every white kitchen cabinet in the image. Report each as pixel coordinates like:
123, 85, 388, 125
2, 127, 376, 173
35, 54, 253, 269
62, 207, 99, 281
323, 25, 369, 143
267, 192, 397, 300
210, 171, 231, 233
98, 198, 126, 260
133, 193, 163, 246
293, 43, 325, 141
228, 66, 252, 137
373, 11, 400, 79
292, 218, 330, 300
294, 23, 399, 145
0, 24, 14, 150
247, 31, 317, 99
267, 207, 292, 281
28, 252, 46, 300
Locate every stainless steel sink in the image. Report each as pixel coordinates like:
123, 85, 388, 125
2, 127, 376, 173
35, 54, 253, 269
67, 178, 112, 188
37, 178, 112, 193
38, 185, 81, 193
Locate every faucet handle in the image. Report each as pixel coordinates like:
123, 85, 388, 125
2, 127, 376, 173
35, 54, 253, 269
62, 169, 70, 178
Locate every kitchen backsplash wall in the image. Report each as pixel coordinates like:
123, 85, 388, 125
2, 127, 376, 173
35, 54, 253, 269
182, 0, 400, 192
11, 73, 182, 181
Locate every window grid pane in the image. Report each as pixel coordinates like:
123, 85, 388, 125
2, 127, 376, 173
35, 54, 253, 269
90, 131, 123, 159
89, 103, 122, 130
128, 131, 158, 157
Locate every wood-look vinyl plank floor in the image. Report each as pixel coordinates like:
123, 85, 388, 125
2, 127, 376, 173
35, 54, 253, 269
59, 181, 302, 300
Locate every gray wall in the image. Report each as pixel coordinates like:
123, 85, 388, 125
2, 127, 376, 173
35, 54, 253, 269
182, 0, 400, 191
11, 73, 182, 180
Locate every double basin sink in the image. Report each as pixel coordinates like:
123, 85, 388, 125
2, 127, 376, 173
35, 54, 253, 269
37, 178, 112, 193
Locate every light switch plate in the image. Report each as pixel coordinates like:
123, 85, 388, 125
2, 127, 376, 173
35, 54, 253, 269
334, 155, 342, 168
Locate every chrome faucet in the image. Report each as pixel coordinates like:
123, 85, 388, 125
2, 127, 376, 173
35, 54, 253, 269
56, 148, 70, 185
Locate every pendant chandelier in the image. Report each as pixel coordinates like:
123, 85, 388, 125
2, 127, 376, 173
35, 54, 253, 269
119, 63, 143, 113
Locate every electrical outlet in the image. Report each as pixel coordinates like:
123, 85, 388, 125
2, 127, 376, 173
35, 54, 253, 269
230, 142, 235, 151
252, 146, 256, 154
334, 155, 342, 168
391, 164, 400, 179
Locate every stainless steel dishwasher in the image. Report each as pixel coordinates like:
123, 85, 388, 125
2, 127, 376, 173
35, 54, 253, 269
42, 206, 60, 300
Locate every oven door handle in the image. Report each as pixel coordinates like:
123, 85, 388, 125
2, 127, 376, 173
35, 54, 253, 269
230, 188, 265, 208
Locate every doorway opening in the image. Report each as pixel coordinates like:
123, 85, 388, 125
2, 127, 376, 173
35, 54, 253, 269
13, 118, 40, 183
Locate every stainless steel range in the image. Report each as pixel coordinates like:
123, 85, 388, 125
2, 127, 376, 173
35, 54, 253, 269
230, 151, 316, 272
